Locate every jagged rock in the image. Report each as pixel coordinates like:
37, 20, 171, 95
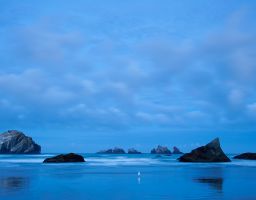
151, 145, 171, 154
43, 153, 85, 163
97, 147, 126, 154
179, 138, 230, 162
234, 153, 256, 160
128, 148, 141, 154
0, 130, 41, 154
97, 149, 113, 154
112, 147, 125, 154
173, 146, 183, 154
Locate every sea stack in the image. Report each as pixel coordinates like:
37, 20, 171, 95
128, 148, 141, 154
151, 145, 171, 154
97, 147, 126, 154
0, 130, 41, 154
43, 153, 85, 163
234, 153, 256, 160
179, 138, 230, 162
172, 146, 183, 154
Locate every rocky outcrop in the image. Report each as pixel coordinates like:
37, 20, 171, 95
234, 153, 256, 160
151, 145, 171, 154
43, 153, 85, 163
172, 146, 183, 154
128, 148, 141, 154
97, 147, 126, 154
97, 149, 113, 154
0, 130, 41, 154
179, 138, 230, 162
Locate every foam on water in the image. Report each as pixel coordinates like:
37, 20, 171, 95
0, 154, 256, 167
0, 158, 44, 163
86, 157, 162, 166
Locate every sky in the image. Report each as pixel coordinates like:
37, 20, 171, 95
0, 0, 256, 153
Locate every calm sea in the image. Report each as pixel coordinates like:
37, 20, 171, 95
0, 154, 255, 200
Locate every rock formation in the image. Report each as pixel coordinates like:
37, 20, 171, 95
151, 145, 171, 154
234, 153, 256, 160
128, 148, 141, 154
0, 130, 41, 154
97, 147, 126, 154
172, 146, 183, 154
179, 138, 230, 162
43, 153, 85, 163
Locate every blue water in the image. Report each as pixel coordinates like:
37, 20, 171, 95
0, 154, 256, 200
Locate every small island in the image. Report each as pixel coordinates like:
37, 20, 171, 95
43, 153, 85, 163
234, 153, 256, 160
178, 138, 230, 162
0, 130, 41, 154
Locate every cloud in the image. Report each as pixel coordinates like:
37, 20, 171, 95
0, 2, 256, 134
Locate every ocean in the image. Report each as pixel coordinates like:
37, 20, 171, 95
0, 154, 255, 200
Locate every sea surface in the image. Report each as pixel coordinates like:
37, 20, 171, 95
0, 153, 255, 200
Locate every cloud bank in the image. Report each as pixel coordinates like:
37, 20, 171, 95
0, 1, 256, 151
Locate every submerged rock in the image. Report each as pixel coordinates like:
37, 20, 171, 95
43, 153, 85, 163
172, 146, 183, 154
97, 147, 126, 154
128, 148, 141, 154
234, 153, 256, 160
179, 138, 230, 162
151, 145, 171, 154
0, 130, 41, 154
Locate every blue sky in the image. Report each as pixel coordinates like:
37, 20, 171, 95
1, 0, 256, 153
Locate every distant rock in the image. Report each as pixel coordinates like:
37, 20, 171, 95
151, 145, 171, 154
43, 153, 85, 163
97, 147, 126, 154
172, 146, 183, 154
128, 148, 141, 154
0, 130, 41, 154
179, 138, 230, 162
97, 149, 113, 154
97, 149, 111, 154
112, 147, 125, 154
234, 153, 256, 160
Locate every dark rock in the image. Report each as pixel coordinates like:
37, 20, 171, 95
128, 148, 141, 154
0, 130, 41, 154
97, 147, 126, 154
151, 145, 171, 154
179, 138, 230, 162
112, 147, 125, 154
43, 153, 85, 163
97, 149, 113, 154
172, 146, 183, 154
233, 153, 256, 160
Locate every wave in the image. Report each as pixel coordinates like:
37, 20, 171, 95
0, 155, 255, 167
0, 158, 44, 163
86, 157, 162, 166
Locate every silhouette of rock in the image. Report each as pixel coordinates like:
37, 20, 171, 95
43, 153, 85, 163
234, 153, 256, 160
128, 148, 141, 154
0, 130, 41, 154
97, 147, 126, 154
179, 138, 230, 162
172, 146, 183, 154
151, 145, 171, 154
97, 149, 113, 154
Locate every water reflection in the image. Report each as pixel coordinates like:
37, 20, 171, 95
0, 177, 29, 191
194, 177, 223, 191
